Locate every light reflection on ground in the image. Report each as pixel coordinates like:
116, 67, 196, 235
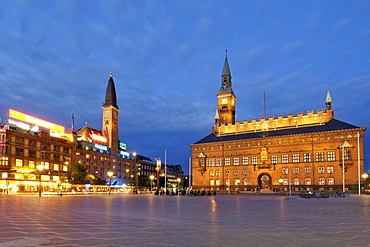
0, 194, 369, 247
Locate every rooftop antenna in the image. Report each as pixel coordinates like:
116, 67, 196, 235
264, 92, 267, 119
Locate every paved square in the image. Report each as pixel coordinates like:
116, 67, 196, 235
0, 194, 369, 247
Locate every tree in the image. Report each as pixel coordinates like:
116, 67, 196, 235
65, 163, 91, 184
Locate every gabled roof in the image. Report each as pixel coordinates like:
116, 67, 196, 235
194, 119, 362, 145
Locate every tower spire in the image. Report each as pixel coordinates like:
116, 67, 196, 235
218, 49, 233, 94
103, 72, 118, 109
325, 87, 334, 119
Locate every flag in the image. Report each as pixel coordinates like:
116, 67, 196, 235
71, 111, 75, 130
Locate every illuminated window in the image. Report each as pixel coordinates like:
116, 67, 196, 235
215, 170, 220, 176
327, 166, 334, 174
199, 159, 205, 167
282, 154, 289, 163
316, 152, 324, 162
328, 151, 336, 161
251, 156, 258, 165
63, 165, 68, 172
208, 159, 214, 167
29, 161, 35, 168
283, 179, 288, 185
15, 173, 24, 180
234, 179, 240, 185
210, 179, 215, 186
271, 155, 278, 164
234, 169, 239, 176
293, 178, 300, 185
243, 178, 248, 185
233, 157, 239, 166
53, 176, 59, 181
224, 158, 230, 166
293, 167, 299, 174
318, 166, 325, 174
292, 154, 300, 163
305, 167, 311, 174
54, 164, 59, 171
2, 172, 8, 179
16, 159, 23, 167
242, 157, 248, 165
215, 179, 220, 186
216, 159, 222, 166
344, 150, 351, 160
225, 179, 230, 186
0, 157, 8, 166
304, 153, 311, 162
41, 175, 50, 181
209, 170, 214, 176
43, 162, 50, 170
305, 178, 311, 185
282, 168, 289, 175
328, 177, 334, 185
318, 178, 325, 185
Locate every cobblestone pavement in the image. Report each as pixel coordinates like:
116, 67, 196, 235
0, 194, 370, 247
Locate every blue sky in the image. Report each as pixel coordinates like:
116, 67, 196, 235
1, 0, 370, 172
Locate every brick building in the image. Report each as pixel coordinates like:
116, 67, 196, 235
191, 53, 366, 193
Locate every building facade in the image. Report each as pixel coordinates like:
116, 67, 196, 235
0, 110, 73, 193
0, 72, 158, 193
191, 54, 366, 192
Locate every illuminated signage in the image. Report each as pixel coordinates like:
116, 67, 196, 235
94, 143, 108, 151
8, 119, 31, 130
88, 131, 107, 144
9, 109, 65, 133
120, 150, 130, 158
119, 142, 127, 150
50, 130, 73, 142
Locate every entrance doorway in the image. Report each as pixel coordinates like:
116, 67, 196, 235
258, 173, 271, 189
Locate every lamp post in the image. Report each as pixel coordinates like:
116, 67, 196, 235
177, 177, 181, 189
36, 164, 45, 197
278, 177, 283, 194
107, 171, 113, 195
362, 174, 368, 194
339, 141, 353, 193
150, 175, 155, 193
236, 178, 240, 194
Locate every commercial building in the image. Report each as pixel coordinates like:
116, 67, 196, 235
0, 72, 158, 193
191, 53, 366, 192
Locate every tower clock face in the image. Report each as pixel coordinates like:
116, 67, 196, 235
222, 98, 228, 104
105, 110, 110, 118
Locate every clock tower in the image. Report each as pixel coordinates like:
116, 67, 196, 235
216, 51, 236, 126
102, 72, 119, 156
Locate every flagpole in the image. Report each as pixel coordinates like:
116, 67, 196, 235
164, 149, 167, 193
188, 157, 192, 190
358, 132, 361, 196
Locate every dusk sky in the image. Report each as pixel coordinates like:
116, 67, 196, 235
1, 1, 370, 172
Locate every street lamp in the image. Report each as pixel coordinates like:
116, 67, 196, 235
362, 173, 368, 193
278, 177, 283, 194
339, 141, 353, 193
236, 178, 240, 193
150, 175, 155, 193
107, 171, 113, 195
36, 164, 45, 197
177, 177, 181, 189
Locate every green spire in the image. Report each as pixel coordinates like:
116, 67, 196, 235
218, 49, 233, 94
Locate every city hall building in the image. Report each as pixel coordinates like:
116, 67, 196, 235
191, 54, 366, 192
